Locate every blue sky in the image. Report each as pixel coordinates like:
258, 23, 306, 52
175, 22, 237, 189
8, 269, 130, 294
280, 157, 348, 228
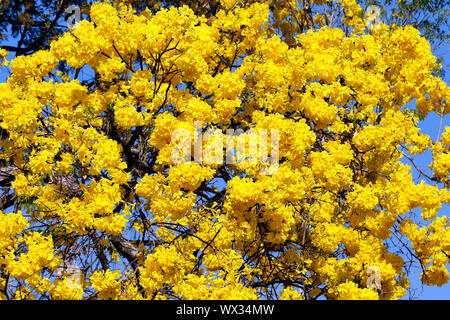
404, 114, 450, 299
403, 73, 449, 299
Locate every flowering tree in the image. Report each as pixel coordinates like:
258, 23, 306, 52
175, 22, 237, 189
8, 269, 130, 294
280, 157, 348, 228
0, 0, 448, 300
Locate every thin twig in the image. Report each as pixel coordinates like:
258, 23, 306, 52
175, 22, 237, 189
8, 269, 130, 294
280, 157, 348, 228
402, 152, 436, 182
436, 107, 444, 142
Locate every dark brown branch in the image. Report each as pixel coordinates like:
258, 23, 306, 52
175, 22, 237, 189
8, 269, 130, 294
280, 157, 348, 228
4, 0, 70, 56
0, 193, 17, 211
109, 234, 139, 267
88, 230, 109, 271
0, 165, 16, 187
109, 188, 146, 297
51, 172, 83, 198
303, 0, 314, 30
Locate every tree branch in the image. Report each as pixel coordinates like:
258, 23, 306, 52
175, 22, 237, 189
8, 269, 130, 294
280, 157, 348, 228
0, 193, 17, 211
303, 0, 314, 30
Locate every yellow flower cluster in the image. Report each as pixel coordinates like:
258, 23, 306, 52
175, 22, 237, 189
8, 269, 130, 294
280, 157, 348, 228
0, 211, 28, 254
430, 130, 450, 182
90, 270, 123, 300
0, 48, 8, 66
5, 232, 61, 285
400, 217, 450, 287
140, 246, 191, 297
0, 0, 448, 300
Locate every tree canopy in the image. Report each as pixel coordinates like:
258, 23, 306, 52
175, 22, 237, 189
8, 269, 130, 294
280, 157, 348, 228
0, 0, 449, 300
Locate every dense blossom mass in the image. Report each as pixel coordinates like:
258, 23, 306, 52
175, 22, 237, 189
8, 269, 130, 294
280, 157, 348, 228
0, 0, 448, 300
